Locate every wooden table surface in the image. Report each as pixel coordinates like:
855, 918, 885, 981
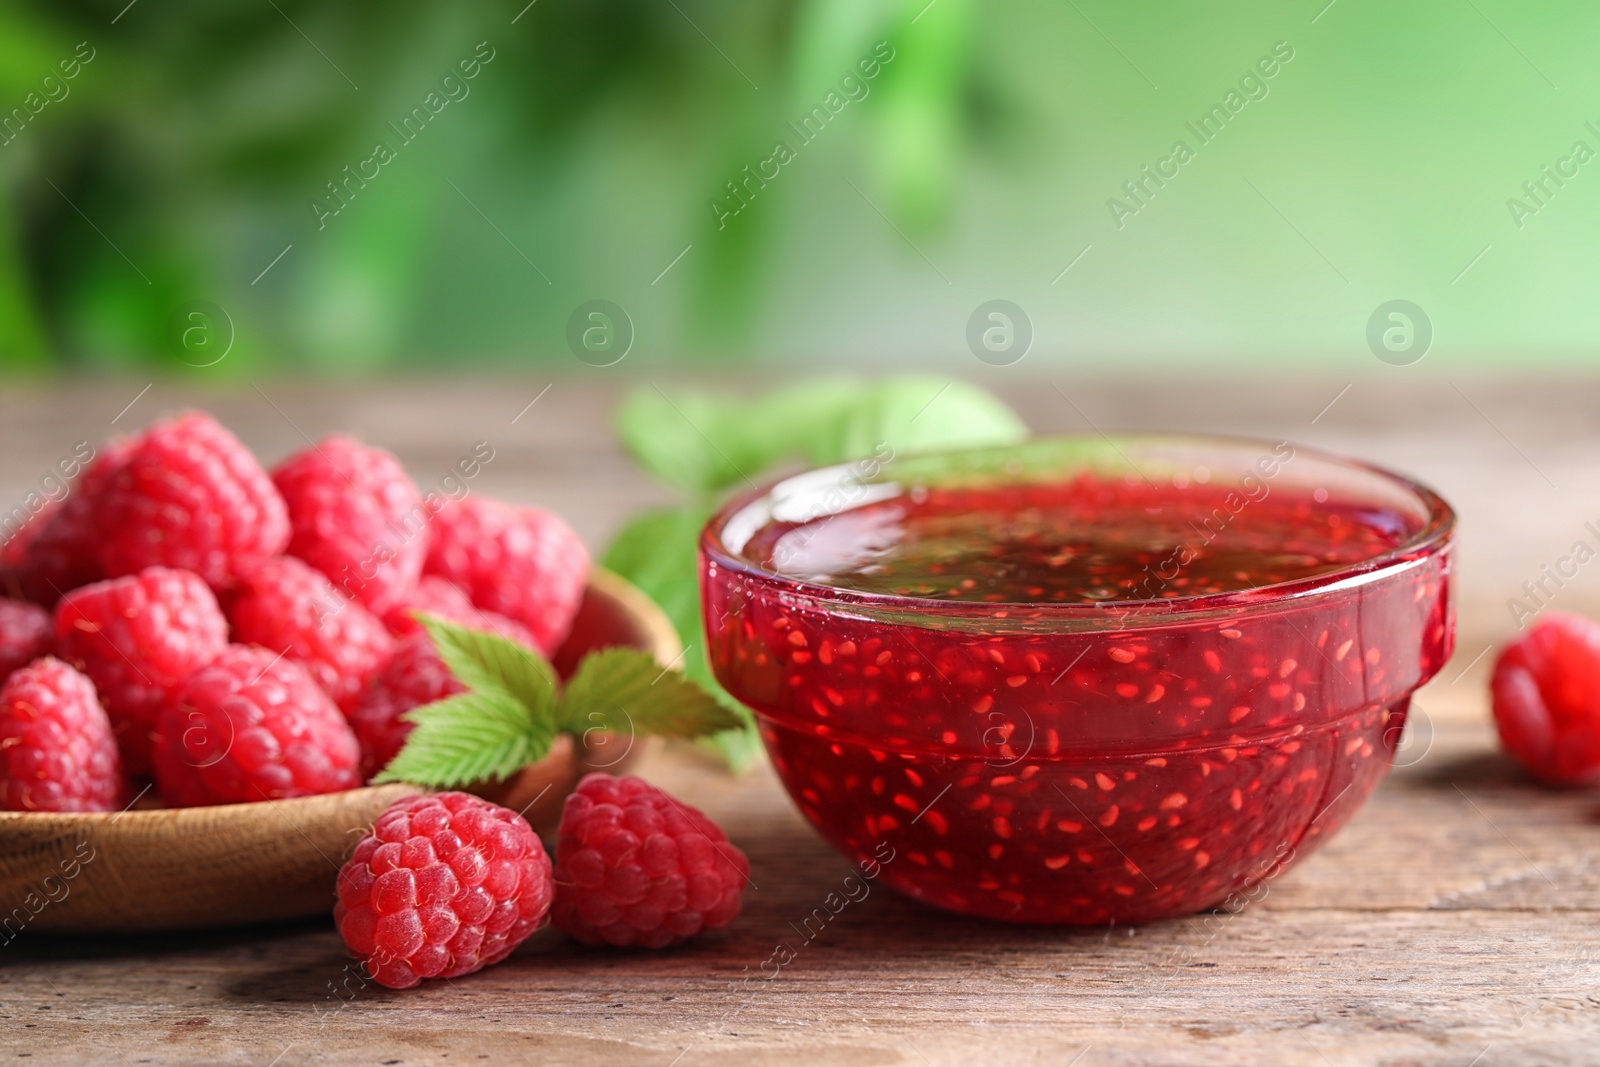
3, 373, 1599, 1067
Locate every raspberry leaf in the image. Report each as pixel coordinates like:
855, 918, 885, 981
608, 377, 1026, 771
415, 613, 556, 717
381, 616, 737, 789
602, 508, 761, 770
555, 647, 743, 739
374, 691, 556, 788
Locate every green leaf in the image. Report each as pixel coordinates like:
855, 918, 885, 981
415, 613, 556, 718
606, 376, 1028, 771
615, 377, 1026, 495
373, 691, 555, 789
613, 389, 759, 493
847, 376, 1026, 460
601, 504, 763, 771
600, 504, 712, 636
556, 647, 742, 738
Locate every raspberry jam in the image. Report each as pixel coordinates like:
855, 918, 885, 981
703, 436, 1454, 924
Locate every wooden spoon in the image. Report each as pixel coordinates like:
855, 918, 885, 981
0, 568, 680, 934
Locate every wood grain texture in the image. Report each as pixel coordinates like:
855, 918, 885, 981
1, 375, 1598, 1065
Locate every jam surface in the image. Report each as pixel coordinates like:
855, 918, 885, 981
705, 462, 1454, 925
746, 475, 1412, 604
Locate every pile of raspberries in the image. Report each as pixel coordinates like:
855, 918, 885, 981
0, 410, 589, 811
0, 411, 750, 981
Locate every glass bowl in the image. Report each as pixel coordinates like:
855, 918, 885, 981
700, 435, 1454, 925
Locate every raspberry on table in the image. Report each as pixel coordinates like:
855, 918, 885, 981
1, 437, 137, 605
551, 773, 748, 948
273, 435, 428, 614
335, 791, 554, 989
151, 644, 362, 807
1492, 611, 1600, 786
0, 657, 125, 812
55, 566, 229, 776
98, 411, 289, 589
424, 498, 588, 654
228, 556, 394, 714
0, 598, 53, 680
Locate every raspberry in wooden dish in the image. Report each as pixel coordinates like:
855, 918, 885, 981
702, 435, 1455, 925
424, 498, 588, 654
272, 434, 428, 614
54, 566, 229, 777
0, 657, 125, 812
150, 644, 361, 807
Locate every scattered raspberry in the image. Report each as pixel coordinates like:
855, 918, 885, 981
55, 567, 229, 776
1, 438, 137, 605
0, 658, 125, 812
273, 435, 427, 614
0, 598, 53, 679
335, 791, 554, 988
383, 575, 539, 648
1492, 612, 1600, 786
98, 412, 289, 588
348, 633, 464, 778
151, 644, 361, 807
424, 498, 588, 654
551, 773, 747, 948
228, 557, 394, 714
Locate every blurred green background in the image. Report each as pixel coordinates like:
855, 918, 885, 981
2, 0, 1596, 374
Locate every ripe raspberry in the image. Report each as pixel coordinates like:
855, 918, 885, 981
228, 557, 394, 713
424, 498, 588, 654
1492, 612, 1600, 785
1, 437, 137, 605
98, 412, 289, 589
151, 644, 361, 807
335, 791, 554, 989
383, 576, 539, 648
0, 658, 125, 812
55, 567, 229, 776
381, 576, 478, 638
273, 435, 427, 614
350, 605, 537, 779
551, 773, 748, 948
0, 598, 53, 679
349, 633, 464, 778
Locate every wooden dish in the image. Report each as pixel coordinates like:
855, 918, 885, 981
0, 568, 680, 934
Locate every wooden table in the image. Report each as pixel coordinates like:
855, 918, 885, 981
3, 373, 1598, 1066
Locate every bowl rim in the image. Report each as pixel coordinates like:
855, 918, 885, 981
701, 431, 1455, 627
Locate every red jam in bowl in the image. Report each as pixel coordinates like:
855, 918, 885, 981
702, 436, 1454, 924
